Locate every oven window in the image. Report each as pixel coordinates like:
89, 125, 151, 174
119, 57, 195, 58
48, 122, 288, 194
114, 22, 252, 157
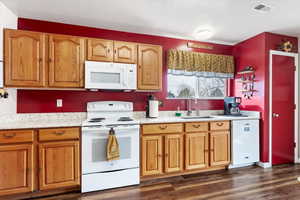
92, 137, 131, 162
91, 72, 121, 84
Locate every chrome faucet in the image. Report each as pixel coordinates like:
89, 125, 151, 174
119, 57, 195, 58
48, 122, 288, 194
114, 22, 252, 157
186, 99, 193, 116
186, 98, 200, 116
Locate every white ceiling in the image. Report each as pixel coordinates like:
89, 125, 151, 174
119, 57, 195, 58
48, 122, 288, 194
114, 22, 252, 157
1, 0, 300, 45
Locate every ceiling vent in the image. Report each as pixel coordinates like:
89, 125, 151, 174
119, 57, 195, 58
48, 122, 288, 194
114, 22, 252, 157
253, 3, 271, 12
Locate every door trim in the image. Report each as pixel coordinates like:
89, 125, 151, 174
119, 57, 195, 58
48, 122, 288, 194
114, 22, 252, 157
269, 50, 299, 166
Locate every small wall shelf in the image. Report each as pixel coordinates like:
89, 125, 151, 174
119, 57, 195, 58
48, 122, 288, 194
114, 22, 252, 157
237, 70, 255, 75
236, 67, 257, 100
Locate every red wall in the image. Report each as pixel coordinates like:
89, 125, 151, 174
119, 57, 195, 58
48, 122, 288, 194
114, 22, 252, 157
17, 18, 233, 113
232, 32, 298, 162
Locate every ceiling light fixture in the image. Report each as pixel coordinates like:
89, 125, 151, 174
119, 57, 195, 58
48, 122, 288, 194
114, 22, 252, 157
194, 29, 214, 40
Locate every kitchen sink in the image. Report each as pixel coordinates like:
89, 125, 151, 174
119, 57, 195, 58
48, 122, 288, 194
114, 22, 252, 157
181, 116, 214, 119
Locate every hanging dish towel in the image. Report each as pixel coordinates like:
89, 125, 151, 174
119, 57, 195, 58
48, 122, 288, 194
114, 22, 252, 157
106, 128, 120, 161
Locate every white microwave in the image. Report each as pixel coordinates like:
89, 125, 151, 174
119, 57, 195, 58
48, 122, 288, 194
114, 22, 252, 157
85, 61, 137, 90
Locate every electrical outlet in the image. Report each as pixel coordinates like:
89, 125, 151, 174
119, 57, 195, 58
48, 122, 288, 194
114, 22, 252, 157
56, 99, 63, 107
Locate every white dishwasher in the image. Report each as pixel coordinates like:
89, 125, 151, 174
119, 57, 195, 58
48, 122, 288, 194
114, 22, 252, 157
231, 120, 259, 167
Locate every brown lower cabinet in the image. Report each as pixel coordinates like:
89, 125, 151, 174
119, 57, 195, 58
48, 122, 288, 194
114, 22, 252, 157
0, 127, 80, 197
39, 141, 80, 190
0, 144, 34, 196
141, 121, 231, 178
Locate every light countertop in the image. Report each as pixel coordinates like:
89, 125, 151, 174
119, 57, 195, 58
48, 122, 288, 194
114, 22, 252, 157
0, 113, 85, 130
138, 115, 260, 124
0, 111, 260, 130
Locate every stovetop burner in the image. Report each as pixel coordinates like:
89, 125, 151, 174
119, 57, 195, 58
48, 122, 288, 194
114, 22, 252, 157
118, 117, 134, 122
88, 117, 106, 123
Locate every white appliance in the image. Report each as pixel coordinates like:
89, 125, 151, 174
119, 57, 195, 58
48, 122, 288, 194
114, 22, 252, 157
81, 101, 140, 193
231, 120, 259, 167
85, 61, 137, 90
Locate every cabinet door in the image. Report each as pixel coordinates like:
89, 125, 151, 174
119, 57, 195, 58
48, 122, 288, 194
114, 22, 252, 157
113, 41, 137, 63
48, 34, 85, 88
137, 44, 162, 90
39, 141, 80, 190
210, 131, 231, 166
164, 134, 183, 173
87, 38, 113, 62
185, 132, 209, 170
141, 135, 163, 176
4, 29, 46, 87
0, 144, 34, 195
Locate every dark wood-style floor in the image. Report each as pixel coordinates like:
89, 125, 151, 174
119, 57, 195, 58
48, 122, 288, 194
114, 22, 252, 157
29, 164, 300, 200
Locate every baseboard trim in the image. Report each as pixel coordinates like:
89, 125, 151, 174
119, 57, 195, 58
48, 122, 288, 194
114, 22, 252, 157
257, 162, 272, 168
228, 163, 256, 169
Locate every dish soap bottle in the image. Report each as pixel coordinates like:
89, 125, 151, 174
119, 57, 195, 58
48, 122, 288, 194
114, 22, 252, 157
175, 106, 181, 117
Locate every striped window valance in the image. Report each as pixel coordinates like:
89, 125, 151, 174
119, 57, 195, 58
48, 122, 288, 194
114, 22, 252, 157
167, 49, 235, 78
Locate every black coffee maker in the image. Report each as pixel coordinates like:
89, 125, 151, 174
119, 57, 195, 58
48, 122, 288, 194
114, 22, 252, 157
224, 97, 242, 116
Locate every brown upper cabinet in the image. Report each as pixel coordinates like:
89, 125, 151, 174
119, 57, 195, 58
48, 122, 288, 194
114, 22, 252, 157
137, 44, 162, 90
114, 41, 137, 63
4, 29, 162, 90
4, 29, 47, 87
87, 38, 114, 62
48, 34, 85, 88
87, 39, 137, 64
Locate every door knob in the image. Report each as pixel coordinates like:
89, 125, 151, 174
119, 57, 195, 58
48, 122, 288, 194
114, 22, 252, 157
272, 113, 279, 118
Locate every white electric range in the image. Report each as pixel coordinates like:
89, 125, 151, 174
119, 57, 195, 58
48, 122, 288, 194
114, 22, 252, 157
81, 101, 140, 193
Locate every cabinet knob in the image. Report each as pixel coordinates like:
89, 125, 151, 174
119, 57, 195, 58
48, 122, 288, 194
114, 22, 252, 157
54, 131, 65, 136
159, 125, 167, 130
3, 132, 16, 138
216, 122, 224, 126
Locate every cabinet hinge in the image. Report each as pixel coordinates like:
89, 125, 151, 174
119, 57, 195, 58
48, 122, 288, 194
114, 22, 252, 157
294, 104, 297, 110
294, 142, 297, 148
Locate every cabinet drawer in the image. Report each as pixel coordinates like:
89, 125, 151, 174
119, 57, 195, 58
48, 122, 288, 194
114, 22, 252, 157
210, 121, 230, 131
0, 130, 34, 144
142, 123, 183, 135
39, 127, 80, 141
185, 122, 209, 132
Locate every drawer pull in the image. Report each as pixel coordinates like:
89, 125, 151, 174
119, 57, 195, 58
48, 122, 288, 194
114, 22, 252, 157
192, 124, 201, 128
3, 133, 16, 138
53, 131, 65, 136
216, 122, 224, 126
159, 125, 168, 130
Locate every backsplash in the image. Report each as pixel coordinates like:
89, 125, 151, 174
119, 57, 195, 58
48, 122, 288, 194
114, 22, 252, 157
17, 90, 224, 113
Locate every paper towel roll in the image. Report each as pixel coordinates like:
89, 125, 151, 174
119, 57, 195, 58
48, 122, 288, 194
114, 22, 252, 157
149, 100, 159, 118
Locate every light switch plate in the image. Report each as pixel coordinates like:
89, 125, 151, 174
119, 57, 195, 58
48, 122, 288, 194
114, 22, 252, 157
56, 99, 63, 107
